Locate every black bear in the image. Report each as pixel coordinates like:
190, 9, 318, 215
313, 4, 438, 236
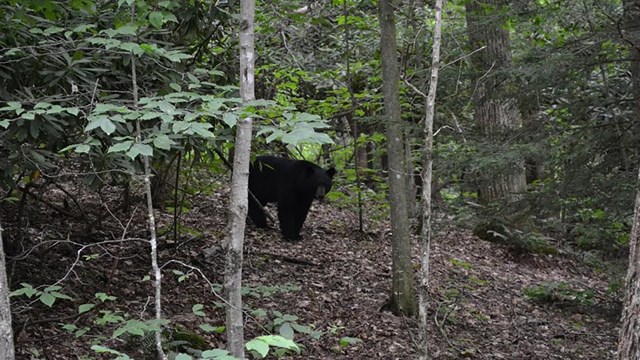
248, 156, 336, 240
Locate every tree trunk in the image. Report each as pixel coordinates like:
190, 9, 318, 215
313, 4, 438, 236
0, 221, 15, 360
465, 0, 526, 201
418, 1, 443, 358
378, 0, 417, 317
616, 0, 640, 357
224, 0, 255, 357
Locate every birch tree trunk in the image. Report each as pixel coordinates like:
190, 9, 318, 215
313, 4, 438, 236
616, 0, 640, 357
0, 221, 15, 360
378, 0, 417, 317
465, 0, 526, 201
224, 0, 255, 357
419, 1, 443, 358
129, 4, 166, 359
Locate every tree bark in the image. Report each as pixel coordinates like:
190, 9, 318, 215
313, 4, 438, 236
616, 0, 640, 358
0, 221, 15, 360
224, 0, 255, 357
378, 0, 417, 317
465, 0, 526, 201
418, 1, 443, 357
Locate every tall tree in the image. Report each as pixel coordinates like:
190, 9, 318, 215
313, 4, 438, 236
224, 0, 255, 356
465, 0, 527, 201
378, 0, 417, 316
616, 0, 640, 357
419, 0, 444, 357
0, 221, 15, 360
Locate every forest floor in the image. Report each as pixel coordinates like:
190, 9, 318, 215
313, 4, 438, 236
4, 181, 621, 359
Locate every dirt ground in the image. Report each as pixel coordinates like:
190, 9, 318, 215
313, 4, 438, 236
3, 183, 620, 359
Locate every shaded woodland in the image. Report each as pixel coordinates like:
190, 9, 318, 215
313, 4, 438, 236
0, 0, 639, 359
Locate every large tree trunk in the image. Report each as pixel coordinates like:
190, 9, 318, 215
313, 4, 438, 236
616, 0, 640, 358
378, 0, 417, 317
224, 0, 255, 357
0, 221, 15, 360
465, 0, 526, 201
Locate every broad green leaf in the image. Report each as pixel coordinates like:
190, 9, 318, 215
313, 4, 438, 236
279, 322, 294, 339
140, 111, 163, 120
79, 304, 95, 314
119, 42, 144, 56
192, 304, 206, 317
21, 112, 35, 120
175, 354, 193, 360
255, 335, 300, 352
201, 349, 235, 359
0, 102, 22, 111
339, 336, 362, 348
40, 292, 56, 307
126, 143, 153, 159
163, 50, 192, 62
0, 120, 9, 129
65, 107, 80, 116
191, 123, 214, 138
44, 26, 65, 35
96, 292, 117, 302
149, 11, 164, 29
51, 291, 73, 300
86, 116, 116, 135
173, 121, 191, 133
153, 135, 174, 150
108, 141, 133, 153
169, 83, 181, 92
222, 113, 237, 127
75, 144, 91, 154
245, 339, 269, 357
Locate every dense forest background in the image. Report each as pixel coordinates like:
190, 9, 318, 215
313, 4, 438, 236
0, 0, 639, 358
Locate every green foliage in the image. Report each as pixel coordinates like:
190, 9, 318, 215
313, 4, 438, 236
524, 282, 594, 308
246, 335, 301, 359
473, 220, 558, 255
10, 283, 72, 307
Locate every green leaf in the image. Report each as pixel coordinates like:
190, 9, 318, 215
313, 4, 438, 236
162, 50, 192, 62
0, 120, 9, 129
51, 291, 73, 300
79, 304, 95, 314
201, 349, 235, 359
0, 102, 22, 111
126, 143, 153, 159
65, 107, 80, 116
246, 339, 269, 357
75, 144, 91, 153
21, 112, 35, 120
172, 121, 191, 133
153, 135, 174, 150
339, 336, 362, 348
222, 113, 238, 127
175, 354, 193, 360
85, 116, 116, 135
108, 141, 133, 153
149, 11, 165, 29
40, 292, 56, 307
119, 42, 144, 56
279, 322, 294, 339
192, 304, 206, 317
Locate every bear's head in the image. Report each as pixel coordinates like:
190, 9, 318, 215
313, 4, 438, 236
311, 166, 336, 201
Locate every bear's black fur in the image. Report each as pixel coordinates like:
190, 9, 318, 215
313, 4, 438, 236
248, 156, 336, 240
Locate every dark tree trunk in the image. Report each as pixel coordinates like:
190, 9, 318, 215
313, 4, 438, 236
378, 0, 417, 317
465, 0, 527, 201
617, 0, 640, 358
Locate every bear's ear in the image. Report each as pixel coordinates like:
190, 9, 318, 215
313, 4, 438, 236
327, 167, 336, 178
